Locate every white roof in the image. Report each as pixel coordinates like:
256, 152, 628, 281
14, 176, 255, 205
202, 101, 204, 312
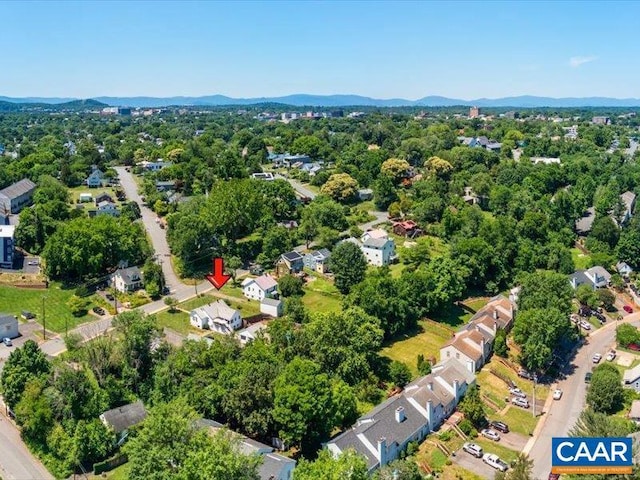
194, 300, 239, 322
243, 274, 278, 291
624, 364, 640, 383
0, 225, 16, 238
362, 228, 388, 240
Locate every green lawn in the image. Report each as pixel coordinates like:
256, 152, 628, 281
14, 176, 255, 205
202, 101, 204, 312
474, 437, 520, 463
381, 320, 455, 376
429, 297, 488, 329
301, 275, 343, 314
0, 282, 94, 332
89, 462, 130, 480
67, 185, 122, 205
571, 248, 592, 270
154, 309, 191, 334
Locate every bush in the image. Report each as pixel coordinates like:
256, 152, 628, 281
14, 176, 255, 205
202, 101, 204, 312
438, 430, 453, 442
458, 419, 475, 436
278, 274, 304, 297
617, 323, 640, 348
389, 361, 412, 388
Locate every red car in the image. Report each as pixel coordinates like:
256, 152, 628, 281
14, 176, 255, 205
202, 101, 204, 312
624, 305, 634, 314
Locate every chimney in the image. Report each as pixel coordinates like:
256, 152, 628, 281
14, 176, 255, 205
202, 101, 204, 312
427, 381, 433, 391
454, 380, 460, 403
426, 399, 433, 429
395, 406, 405, 423
377, 437, 387, 466
493, 308, 498, 320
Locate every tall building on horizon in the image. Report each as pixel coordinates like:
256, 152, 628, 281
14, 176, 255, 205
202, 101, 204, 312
469, 106, 480, 119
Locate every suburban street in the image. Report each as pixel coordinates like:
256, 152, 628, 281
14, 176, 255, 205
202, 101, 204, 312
527, 312, 640, 479
275, 173, 317, 199
0, 399, 54, 480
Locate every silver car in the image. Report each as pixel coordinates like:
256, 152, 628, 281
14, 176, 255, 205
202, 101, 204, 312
480, 428, 501, 441
511, 396, 529, 408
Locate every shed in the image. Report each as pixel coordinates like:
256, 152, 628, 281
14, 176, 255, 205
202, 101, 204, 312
99, 400, 147, 434
260, 298, 283, 318
0, 313, 19, 339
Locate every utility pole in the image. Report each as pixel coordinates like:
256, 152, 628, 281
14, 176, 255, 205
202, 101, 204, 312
42, 295, 47, 340
532, 373, 537, 418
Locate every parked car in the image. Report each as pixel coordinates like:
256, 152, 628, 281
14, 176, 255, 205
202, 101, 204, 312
579, 320, 592, 330
21, 310, 35, 320
105, 293, 115, 301
511, 397, 530, 408
249, 265, 264, 276
606, 350, 617, 361
509, 387, 527, 399
483, 453, 509, 472
92, 306, 106, 315
518, 368, 533, 380
553, 389, 563, 400
489, 421, 509, 434
585, 372, 592, 383
27, 260, 39, 266
462, 443, 483, 458
592, 353, 602, 363
2, 337, 13, 347
624, 305, 634, 314
480, 429, 501, 441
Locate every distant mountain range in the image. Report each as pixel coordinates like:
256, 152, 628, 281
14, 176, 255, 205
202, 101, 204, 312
2, 94, 640, 108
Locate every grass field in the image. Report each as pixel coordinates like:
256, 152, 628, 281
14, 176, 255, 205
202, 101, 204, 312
474, 437, 519, 463
0, 282, 94, 332
301, 275, 343, 314
571, 247, 592, 270
381, 320, 456, 376
154, 309, 191, 334
67, 185, 122, 205
89, 462, 129, 480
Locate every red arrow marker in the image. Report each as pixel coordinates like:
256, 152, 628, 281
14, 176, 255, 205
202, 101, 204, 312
205, 257, 231, 290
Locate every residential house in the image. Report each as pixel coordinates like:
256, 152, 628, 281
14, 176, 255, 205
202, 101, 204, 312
278, 220, 299, 230
156, 180, 177, 193
86, 167, 104, 188
462, 186, 479, 205
569, 266, 611, 289
110, 266, 143, 293
275, 251, 304, 277
0, 178, 36, 214
96, 200, 120, 217
242, 274, 278, 301
619, 191, 636, 225
630, 400, 640, 423
139, 160, 172, 171
0, 313, 19, 339
392, 220, 422, 238
575, 207, 596, 235
361, 237, 396, 267
190, 300, 242, 334
260, 298, 283, 317
440, 294, 515, 372
237, 322, 268, 345
198, 420, 296, 480
618, 262, 634, 277
361, 229, 388, 243
300, 162, 324, 176
100, 401, 147, 437
0, 224, 15, 269
358, 188, 374, 201
326, 359, 475, 473
251, 172, 276, 181
592, 116, 611, 125
303, 249, 332, 274
624, 364, 640, 392
531, 157, 561, 165
95, 192, 114, 205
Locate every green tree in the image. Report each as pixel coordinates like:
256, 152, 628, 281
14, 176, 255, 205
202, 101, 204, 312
225, 255, 243, 285
143, 259, 164, 299
517, 270, 573, 315
15, 377, 54, 445
73, 419, 115, 465
164, 296, 178, 312
293, 449, 368, 480
329, 241, 368, 294
616, 323, 640, 347
389, 361, 412, 388
272, 358, 335, 452
321, 173, 359, 203
375, 459, 425, 480
380, 158, 411, 183
67, 295, 89, 317
459, 385, 486, 427
493, 328, 508, 357
495, 454, 533, 480
575, 284, 599, 310
0, 339, 50, 409
587, 363, 624, 414
373, 175, 398, 210
278, 274, 304, 297
597, 289, 616, 310
590, 215, 619, 250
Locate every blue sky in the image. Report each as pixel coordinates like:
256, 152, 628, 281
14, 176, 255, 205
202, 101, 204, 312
2, 1, 639, 99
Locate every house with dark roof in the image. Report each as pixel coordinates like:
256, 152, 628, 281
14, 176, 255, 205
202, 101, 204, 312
242, 274, 278, 301
575, 207, 596, 235
392, 220, 422, 238
303, 249, 332, 274
95, 192, 114, 205
0, 178, 36, 214
326, 359, 475, 473
0, 313, 19, 339
275, 251, 304, 277
190, 300, 242, 334
85, 167, 104, 188
155, 180, 176, 193
198, 419, 296, 480
99, 400, 147, 435
110, 266, 143, 293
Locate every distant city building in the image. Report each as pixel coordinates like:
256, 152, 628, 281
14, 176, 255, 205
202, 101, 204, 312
592, 116, 611, 125
469, 106, 480, 118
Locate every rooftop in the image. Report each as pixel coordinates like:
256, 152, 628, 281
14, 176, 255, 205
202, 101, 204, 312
0, 178, 36, 200
100, 400, 147, 433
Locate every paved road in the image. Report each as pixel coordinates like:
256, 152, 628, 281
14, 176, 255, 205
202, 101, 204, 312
114, 167, 181, 292
626, 139, 639, 158
0, 399, 53, 480
275, 174, 317, 199
527, 312, 640, 479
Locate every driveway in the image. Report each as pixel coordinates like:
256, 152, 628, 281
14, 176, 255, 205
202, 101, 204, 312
0, 320, 42, 361
527, 312, 640, 479
452, 448, 499, 479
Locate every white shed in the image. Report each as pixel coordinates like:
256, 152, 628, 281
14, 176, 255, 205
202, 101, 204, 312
260, 298, 283, 318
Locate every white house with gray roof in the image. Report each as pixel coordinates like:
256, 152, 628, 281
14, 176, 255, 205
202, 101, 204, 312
242, 274, 278, 301
361, 237, 396, 266
326, 359, 475, 473
110, 266, 143, 293
569, 266, 611, 289
190, 300, 242, 334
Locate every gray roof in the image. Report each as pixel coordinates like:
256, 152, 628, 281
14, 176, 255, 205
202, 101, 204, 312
569, 270, 591, 287
0, 178, 36, 200
363, 237, 391, 249
194, 300, 239, 322
259, 453, 296, 480
617, 262, 633, 273
100, 401, 147, 433
114, 266, 142, 283
0, 314, 17, 327
587, 266, 612, 282
575, 207, 596, 234
281, 251, 303, 262
261, 297, 282, 307
621, 191, 636, 212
